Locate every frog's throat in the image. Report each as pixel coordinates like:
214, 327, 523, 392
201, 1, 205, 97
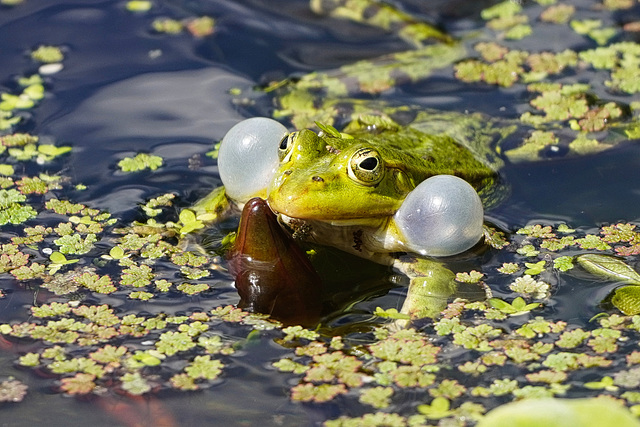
277, 214, 409, 262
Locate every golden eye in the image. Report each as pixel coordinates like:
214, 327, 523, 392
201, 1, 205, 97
348, 148, 383, 185
278, 132, 296, 163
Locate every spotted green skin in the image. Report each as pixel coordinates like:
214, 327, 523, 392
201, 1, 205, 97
268, 124, 496, 223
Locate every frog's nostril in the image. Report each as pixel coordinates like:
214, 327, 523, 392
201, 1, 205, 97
311, 176, 324, 183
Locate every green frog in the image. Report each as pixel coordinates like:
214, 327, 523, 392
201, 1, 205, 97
186, 0, 638, 324
191, 110, 511, 323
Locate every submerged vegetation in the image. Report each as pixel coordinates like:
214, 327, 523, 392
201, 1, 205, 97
1, 0, 640, 425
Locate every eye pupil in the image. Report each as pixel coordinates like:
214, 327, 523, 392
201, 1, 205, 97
278, 133, 296, 162
279, 135, 289, 151
348, 148, 383, 185
359, 157, 378, 170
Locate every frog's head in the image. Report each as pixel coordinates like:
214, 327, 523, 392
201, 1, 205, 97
267, 129, 416, 221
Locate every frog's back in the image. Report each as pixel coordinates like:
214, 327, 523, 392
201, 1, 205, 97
342, 111, 513, 205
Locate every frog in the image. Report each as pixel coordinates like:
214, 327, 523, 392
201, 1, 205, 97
185, 0, 640, 324
189, 110, 512, 324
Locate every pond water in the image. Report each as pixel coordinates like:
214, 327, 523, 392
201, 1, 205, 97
1, 0, 640, 426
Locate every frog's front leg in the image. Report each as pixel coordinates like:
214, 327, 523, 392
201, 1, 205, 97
393, 257, 456, 328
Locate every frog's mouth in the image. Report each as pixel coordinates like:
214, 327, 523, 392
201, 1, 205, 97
274, 210, 387, 228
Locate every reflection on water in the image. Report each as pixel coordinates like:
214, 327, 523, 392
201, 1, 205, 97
0, 0, 640, 425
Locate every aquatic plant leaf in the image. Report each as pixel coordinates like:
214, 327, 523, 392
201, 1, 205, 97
359, 386, 393, 409
555, 329, 590, 348
176, 282, 209, 295
516, 244, 539, 257
497, 262, 519, 274
53, 233, 97, 255
30, 46, 64, 63
315, 121, 342, 138
614, 367, 640, 388
540, 4, 575, 23
526, 370, 568, 384
38, 144, 72, 159
120, 372, 151, 395
542, 352, 580, 371
184, 355, 223, 380
273, 358, 309, 374
0, 379, 28, 402
554, 256, 574, 272
611, 286, 640, 315
49, 251, 78, 266
0, 111, 20, 130
481, 1, 521, 20
60, 373, 96, 395
417, 397, 453, 419
575, 235, 611, 250
478, 398, 640, 427
31, 302, 71, 317
505, 24, 532, 40
120, 264, 154, 287
509, 275, 549, 299
18, 353, 40, 367
456, 270, 484, 283
373, 307, 410, 319
434, 317, 465, 335
183, 15, 215, 37
291, 383, 347, 403
89, 345, 127, 364
178, 209, 204, 234
152, 18, 184, 34
577, 254, 640, 284
155, 331, 196, 356
429, 379, 465, 399
125, 1, 152, 12
129, 291, 153, 300
524, 261, 546, 275
0, 165, 14, 176
118, 153, 163, 172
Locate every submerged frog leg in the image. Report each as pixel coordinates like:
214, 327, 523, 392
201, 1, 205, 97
392, 257, 457, 327
310, 0, 453, 47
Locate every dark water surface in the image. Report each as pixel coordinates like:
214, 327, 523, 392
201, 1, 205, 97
1, 0, 640, 426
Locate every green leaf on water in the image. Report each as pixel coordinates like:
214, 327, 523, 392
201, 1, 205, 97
577, 254, 640, 284
488, 297, 540, 315
417, 396, 453, 419
178, 209, 204, 234
118, 153, 163, 172
49, 251, 78, 265
524, 261, 546, 275
611, 286, 640, 315
373, 307, 410, 319
30, 45, 64, 63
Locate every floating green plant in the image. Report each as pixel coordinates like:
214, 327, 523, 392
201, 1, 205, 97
118, 153, 163, 172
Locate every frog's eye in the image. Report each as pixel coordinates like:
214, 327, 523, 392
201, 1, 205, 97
348, 148, 383, 185
278, 132, 296, 163
218, 117, 288, 202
